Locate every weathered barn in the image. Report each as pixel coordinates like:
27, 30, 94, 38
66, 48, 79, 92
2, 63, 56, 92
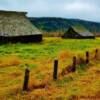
62, 26, 95, 39
0, 10, 42, 43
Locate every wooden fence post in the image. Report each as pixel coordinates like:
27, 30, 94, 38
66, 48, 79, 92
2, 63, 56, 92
95, 49, 98, 59
23, 67, 30, 91
53, 60, 58, 80
86, 51, 89, 64
72, 56, 77, 72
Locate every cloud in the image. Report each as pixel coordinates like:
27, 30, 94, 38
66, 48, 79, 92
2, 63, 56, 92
0, 0, 100, 22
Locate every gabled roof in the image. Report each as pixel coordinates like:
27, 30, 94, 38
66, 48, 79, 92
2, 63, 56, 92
69, 25, 94, 37
0, 10, 27, 15
0, 10, 41, 37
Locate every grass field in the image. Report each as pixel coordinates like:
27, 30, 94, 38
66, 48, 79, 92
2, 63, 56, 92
0, 37, 100, 100
0, 37, 100, 59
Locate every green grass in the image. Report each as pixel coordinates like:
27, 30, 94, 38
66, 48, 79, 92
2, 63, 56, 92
0, 37, 100, 60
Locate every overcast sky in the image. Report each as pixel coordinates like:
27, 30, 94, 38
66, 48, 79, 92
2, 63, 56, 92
0, 0, 100, 22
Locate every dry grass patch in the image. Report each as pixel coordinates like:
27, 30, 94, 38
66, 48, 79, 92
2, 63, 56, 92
0, 55, 21, 67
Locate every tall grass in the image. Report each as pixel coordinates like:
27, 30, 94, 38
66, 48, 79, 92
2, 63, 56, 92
0, 38, 100, 99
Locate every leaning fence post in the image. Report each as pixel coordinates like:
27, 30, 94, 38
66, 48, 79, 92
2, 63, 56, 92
72, 56, 77, 72
95, 49, 98, 59
23, 67, 30, 91
53, 59, 58, 80
86, 51, 89, 64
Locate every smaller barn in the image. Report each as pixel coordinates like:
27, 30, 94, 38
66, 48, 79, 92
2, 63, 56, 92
62, 26, 95, 39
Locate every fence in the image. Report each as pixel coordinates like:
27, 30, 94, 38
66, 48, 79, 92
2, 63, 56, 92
23, 48, 99, 91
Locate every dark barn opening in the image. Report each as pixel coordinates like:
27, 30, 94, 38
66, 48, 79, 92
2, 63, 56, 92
0, 34, 42, 44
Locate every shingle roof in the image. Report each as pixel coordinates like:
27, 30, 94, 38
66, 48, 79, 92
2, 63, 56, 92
71, 25, 94, 36
0, 10, 41, 37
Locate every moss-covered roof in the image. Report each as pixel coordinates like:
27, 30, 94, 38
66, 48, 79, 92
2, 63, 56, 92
70, 25, 94, 36
0, 10, 41, 37
72, 25, 87, 32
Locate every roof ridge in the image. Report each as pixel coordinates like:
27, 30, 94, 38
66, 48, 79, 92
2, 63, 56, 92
0, 10, 27, 14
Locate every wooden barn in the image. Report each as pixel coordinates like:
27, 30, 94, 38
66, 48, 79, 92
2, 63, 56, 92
62, 26, 95, 39
0, 10, 42, 43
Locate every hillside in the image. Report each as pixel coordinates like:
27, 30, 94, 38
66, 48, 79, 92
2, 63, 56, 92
29, 17, 100, 36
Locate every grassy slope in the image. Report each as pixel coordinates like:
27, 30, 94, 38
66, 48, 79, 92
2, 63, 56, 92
0, 38, 100, 99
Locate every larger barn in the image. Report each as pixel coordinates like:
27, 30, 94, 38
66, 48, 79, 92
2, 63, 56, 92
0, 10, 42, 43
62, 26, 95, 39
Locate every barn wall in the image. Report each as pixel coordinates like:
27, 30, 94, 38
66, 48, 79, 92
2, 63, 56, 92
62, 34, 95, 39
0, 34, 42, 44
76, 36, 95, 39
